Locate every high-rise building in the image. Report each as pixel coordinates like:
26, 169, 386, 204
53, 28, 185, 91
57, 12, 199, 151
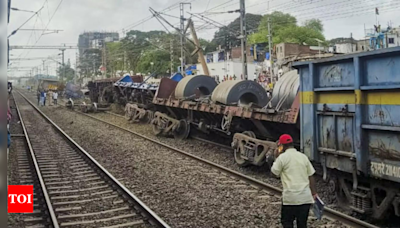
78, 31, 119, 55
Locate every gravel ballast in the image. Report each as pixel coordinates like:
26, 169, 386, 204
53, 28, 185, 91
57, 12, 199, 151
17, 91, 348, 228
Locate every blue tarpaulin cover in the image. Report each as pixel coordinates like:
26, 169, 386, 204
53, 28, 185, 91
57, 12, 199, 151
171, 73, 183, 82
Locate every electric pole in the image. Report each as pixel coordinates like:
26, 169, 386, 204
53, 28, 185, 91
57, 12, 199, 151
60, 49, 65, 82
123, 51, 127, 73
42, 60, 46, 76
239, 0, 248, 80
180, 2, 191, 76
74, 52, 78, 84
267, 17, 273, 82
170, 38, 174, 76
102, 44, 107, 79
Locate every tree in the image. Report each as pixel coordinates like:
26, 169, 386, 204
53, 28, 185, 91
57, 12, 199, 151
136, 49, 171, 74
248, 11, 325, 48
274, 25, 325, 46
249, 11, 297, 44
212, 14, 263, 48
57, 63, 75, 82
79, 49, 102, 79
303, 19, 323, 33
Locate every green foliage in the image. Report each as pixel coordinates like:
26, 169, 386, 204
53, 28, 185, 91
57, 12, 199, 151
249, 11, 297, 44
248, 11, 325, 47
212, 14, 263, 48
303, 19, 324, 33
57, 63, 75, 82
78, 49, 102, 78
136, 50, 171, 74
274, 25, 325, 46
105, 29, 216, 75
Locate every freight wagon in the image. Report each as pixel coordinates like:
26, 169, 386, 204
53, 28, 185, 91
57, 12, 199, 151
37, 78, 59, 91
294, 47, 400, 220
87, 75, 143, 104
140, 47, 400, 220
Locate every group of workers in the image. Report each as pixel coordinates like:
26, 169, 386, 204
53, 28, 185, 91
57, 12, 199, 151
37, 90, 58, 106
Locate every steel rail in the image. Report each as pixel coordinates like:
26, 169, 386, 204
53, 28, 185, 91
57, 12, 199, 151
17, 91, 171, 228
104, 111, 233, 151
13, 92, 60, 228
76, 109, 378, 228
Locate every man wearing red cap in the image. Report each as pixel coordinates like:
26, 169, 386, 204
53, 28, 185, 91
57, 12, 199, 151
271, 134, 317, 228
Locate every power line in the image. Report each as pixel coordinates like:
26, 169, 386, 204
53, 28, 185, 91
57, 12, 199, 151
8, 6, 44, 38
121, 0, 197, 32
19, 0, 65, 60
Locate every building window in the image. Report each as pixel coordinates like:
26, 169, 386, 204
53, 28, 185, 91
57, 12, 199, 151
280, 47, 283, 53
389, 38, 394, 44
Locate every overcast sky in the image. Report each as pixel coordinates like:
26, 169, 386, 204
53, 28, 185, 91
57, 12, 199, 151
8, 0, 400, 77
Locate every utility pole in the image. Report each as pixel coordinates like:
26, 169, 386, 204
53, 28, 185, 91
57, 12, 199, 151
180, 2, 191, 76
239, 0, 248, 80
123, 51, 127, 73
102, 44, 107, 79
60, 49, 65, 82
188, 19, 210, 76
267, 17, 273, 82
42, 60, 46, 76
170, 38, 174, 76
74, 52, 78, 84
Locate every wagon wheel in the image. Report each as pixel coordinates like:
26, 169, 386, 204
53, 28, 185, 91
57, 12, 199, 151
144, 110, 154, 124
152, 119, 163, 136
173, 119, 191, 140
234, 131, 256, 167
243, 131, 256, 138
130, 109, 142, 123
124, 105, 133, 121
80, 105, 88, 113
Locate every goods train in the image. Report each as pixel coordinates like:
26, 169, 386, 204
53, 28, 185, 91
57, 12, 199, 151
87, 47, 400, 220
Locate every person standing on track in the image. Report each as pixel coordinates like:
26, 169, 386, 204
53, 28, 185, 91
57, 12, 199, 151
37, 90, 41, 105
53, 91, 58, 105
48, 90, 53, 106
271, 134, 317, 228
43, 90, 47, 106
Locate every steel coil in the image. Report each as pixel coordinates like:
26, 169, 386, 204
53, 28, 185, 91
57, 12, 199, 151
270, 70, 299, 110
174, 75, 217, 99
211, 80, 269, 107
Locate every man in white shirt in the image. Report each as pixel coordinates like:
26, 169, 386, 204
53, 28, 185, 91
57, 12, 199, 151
53, 91, 58, 105
271, 134, 317, 228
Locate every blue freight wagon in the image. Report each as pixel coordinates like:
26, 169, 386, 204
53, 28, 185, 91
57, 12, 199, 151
294, 46, 400, 219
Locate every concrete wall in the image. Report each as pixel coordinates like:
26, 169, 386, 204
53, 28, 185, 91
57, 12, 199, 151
276, 43, 319, 60
387, 33, 400, 48
335, 43, 356, 54
196, 61, 260, 82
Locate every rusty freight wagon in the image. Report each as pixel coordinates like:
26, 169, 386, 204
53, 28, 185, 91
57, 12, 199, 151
141, 47, 400, 220
149, 73, 300, 167
37, 78, 59, 91
87, 75, 143, 104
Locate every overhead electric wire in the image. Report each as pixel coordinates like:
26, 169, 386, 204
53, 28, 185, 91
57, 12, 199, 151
121, 0, 197, 32
8, 6, 44, 38
299, 3, 400, 22
17, 0, 65, 62
199, 0, 234, 14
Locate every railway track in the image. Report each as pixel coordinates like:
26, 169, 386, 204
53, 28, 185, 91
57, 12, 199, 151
105, 111, 233, 151
8, 95, 50, 227
14, 91, 170, 228
57, 105, 378, 227
18, 90, 379, 227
